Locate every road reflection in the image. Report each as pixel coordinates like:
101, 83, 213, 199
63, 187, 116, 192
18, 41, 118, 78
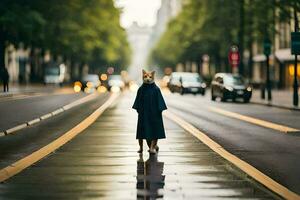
136, 153, 165, 199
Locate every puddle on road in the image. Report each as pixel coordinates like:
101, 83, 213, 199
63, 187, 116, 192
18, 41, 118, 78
136, 153, 165, 199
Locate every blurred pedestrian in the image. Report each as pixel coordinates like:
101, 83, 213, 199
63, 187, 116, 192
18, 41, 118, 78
132, 69, 167, 154
1, 67, 9, 92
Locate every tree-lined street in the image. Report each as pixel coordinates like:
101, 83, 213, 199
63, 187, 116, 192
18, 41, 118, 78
0, 0, 300, 199
0, 0, 130, 82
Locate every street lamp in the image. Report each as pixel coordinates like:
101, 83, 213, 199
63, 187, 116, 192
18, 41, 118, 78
263, 38, 272, 101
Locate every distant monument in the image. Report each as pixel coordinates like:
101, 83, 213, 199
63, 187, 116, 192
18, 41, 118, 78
126, 0, 182, 81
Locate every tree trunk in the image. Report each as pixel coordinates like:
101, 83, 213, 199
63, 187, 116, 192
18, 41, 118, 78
248, 44, 254, 80
70, 59, 74, 81
245, 0, 253, 79
238, 0, 245, 76
0, 30, 5, 69
29, 47, 36, 82
215, 54, 221, 73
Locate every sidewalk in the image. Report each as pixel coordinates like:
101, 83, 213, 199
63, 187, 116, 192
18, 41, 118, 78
0, 93, 279, 199
251, 89, 300, 111
0, 83, 73, 98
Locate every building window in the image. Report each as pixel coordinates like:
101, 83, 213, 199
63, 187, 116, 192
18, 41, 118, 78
279, 22, 290, 49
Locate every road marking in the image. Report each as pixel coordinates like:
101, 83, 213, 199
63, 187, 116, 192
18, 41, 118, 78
208, 106, 300, 134
164, 110, 300, 200
51, 108, 64, 116
62, 93, 97, 110
40, 113, 53, 120
27, 118, 41, 126
0, 93, 119, 183
5, 124, 28, 135
252, 101, 300, 111
1, 92, 98, 136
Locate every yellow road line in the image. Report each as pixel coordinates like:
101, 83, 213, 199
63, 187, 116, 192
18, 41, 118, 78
209, 106, 300, 134
163, 110, 300, 200
0, 93, 119, 183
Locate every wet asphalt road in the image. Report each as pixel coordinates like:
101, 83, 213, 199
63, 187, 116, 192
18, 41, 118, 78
0, 88, 299, 199
0, 93, 280, 199
0, 92, 109, 169
0, 88, 88, 132
164, 91, 300, 195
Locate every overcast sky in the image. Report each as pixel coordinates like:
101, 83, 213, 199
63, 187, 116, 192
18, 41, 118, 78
114, 0, 161, 28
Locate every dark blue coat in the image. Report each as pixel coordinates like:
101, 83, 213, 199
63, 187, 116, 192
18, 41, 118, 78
132, 83, 167, 140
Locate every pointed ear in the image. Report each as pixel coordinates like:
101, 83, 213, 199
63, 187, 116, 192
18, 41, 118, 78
142, 69, 146, 75
151, 71, 155, 76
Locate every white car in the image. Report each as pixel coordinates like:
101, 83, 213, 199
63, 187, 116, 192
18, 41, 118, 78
108, 75, 125, 91
82, 74, 100, 90
44, 63, 66, 86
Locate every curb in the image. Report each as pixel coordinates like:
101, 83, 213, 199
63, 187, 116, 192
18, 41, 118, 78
251, 100, 300, 111
0, 93, 13, 98
0, 93, 98, 137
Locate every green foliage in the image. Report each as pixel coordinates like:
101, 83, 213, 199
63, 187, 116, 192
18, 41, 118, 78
150, 0, 298, 72
0, 0, 130, 71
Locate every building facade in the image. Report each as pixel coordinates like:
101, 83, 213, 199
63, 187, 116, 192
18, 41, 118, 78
126, 0, 182, 81
252, 12, 300, 89
126, 22, 153, 81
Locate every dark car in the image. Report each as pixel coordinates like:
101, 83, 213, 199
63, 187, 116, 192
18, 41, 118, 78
168, 72, 206, 95
211, 73, 252, 103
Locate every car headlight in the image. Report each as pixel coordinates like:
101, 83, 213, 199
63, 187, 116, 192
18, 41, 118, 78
225, 86, 234, 91
247, 86, 252, 92
111, 86, 120, 93
86, 81, 94, 88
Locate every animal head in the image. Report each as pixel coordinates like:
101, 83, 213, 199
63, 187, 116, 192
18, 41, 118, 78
142, 69, 155, 84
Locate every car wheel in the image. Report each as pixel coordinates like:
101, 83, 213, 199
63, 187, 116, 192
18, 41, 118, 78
243, 97, 250, 103
221, 94, 227, 102
180, 88, 184, 95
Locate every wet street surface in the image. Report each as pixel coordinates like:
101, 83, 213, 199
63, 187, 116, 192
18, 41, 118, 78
0, 93, 109, 169
0, 88, 87, 132
165, 92, 300, 195
0, 93, 280, 199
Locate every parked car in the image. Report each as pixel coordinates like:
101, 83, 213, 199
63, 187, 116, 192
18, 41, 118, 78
211, 73, 252, 103
44, 63, 66, 86
108, 75, 125, 92
81, 74, 100, 91
168, 72, 206, 95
